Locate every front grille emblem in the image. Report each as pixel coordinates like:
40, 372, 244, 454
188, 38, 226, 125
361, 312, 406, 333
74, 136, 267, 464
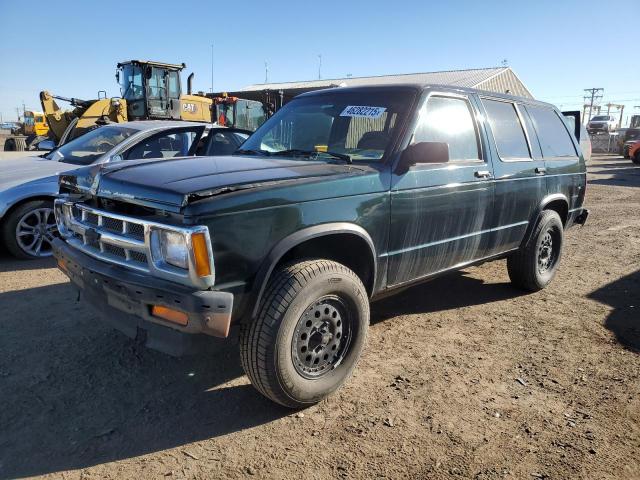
85, 227, 101, 244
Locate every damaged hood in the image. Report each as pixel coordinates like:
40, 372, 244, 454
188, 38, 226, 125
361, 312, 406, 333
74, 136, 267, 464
61, 155, 368, 211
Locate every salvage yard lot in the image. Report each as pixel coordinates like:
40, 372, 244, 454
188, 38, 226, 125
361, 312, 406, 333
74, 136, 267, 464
0, 154, 638, 479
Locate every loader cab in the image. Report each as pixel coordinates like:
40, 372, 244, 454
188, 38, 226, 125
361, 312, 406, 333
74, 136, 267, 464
214, 96, 268, 131
116, 60, 183, 121
23, 111, 49, 137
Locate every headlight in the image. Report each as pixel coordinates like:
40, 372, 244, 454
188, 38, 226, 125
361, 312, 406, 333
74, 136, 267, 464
158, 230, 189, 269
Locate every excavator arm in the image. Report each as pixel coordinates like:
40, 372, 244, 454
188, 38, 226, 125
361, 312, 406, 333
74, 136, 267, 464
40, 91, 128, 145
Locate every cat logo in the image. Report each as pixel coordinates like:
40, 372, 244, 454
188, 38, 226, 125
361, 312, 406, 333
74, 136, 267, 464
182, 103, 198, 114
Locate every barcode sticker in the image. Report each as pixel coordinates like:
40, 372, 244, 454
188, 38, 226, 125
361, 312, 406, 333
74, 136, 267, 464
340, 106, 386, 118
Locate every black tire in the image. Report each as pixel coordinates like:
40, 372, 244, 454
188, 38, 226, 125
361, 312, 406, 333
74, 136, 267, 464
633, 151, 640, 165
2, 199, 57, 259
3, 138, 15, 151
507, 210, 564, 292
240, 259, 369, 408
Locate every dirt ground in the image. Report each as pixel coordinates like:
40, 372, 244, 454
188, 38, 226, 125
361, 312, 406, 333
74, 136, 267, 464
0, 155, 638, 480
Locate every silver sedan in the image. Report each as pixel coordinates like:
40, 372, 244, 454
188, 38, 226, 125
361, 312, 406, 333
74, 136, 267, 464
0, 121, 249, 259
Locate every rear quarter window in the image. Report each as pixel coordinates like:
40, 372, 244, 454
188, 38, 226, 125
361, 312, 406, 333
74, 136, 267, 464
526, 106, 577, 158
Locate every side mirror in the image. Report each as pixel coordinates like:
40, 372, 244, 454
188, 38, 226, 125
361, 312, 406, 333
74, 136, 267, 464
399, 141, 449, 171
36, 139, 56, 151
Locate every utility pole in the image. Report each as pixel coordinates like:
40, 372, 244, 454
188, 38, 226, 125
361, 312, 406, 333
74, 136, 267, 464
210, 43, 214, 94
318, 54, 322, 80
15, 107, 20, 122
583, 88, 603, 124
264, 60, 269, 83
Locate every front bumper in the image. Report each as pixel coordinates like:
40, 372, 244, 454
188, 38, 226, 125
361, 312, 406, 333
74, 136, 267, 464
53, 238, 234, 356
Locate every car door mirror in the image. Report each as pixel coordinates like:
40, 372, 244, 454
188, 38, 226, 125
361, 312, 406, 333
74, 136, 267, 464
399, 141, 449, 172
36, 139, 55, 151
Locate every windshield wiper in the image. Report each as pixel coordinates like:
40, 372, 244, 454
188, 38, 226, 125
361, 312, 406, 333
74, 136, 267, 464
274, 149, 352, 164
234, 148, 272, 156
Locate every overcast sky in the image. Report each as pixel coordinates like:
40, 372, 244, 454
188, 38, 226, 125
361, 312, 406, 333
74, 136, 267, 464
1, 0, 639, 124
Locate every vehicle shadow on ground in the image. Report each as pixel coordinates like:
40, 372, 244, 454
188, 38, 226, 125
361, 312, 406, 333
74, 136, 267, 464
587, 157, 640, 188
0, 282, 289, 479
588, 269, 640, 353
0, 253, 56, 272
371, 269, 527, 324
0, 269, 527, 478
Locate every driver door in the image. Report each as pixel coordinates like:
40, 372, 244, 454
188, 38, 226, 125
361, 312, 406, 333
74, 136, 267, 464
387, 92, 495, 286
146, 66, 171, 118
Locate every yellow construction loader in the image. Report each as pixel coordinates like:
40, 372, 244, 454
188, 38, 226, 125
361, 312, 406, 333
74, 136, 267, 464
25, 60, 266, 149
3, 110, 50, 151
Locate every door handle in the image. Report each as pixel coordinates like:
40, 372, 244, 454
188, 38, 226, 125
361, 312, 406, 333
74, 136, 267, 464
474, 170, 492, 179
535, 167, 547, 175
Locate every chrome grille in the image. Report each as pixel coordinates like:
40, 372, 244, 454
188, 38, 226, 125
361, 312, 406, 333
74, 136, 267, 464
61, 202, 150, 273
54, 199, 215, 289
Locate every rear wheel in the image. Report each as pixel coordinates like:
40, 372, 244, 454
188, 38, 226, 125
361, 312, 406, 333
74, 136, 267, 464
2, 200, 57, 259
3, 137, 27, 151
240, 259, 369, 408
507, 210, 564, 292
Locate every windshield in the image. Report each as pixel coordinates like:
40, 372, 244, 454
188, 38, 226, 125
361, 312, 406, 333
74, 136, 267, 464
239, 89, 415, 161
591, 116, 610, 121
119, 64, 144, 101
46, 126, 137, 165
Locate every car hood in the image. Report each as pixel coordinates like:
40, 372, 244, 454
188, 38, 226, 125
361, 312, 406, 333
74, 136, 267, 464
0, 155, 79, 191
61, 155, 370, 212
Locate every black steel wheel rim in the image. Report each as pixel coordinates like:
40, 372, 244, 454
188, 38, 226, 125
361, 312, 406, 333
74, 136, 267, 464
537, 227, 558, 273
292, 295, 353, 379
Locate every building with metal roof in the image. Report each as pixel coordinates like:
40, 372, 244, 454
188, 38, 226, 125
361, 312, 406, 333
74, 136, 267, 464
239, 66, 533, 99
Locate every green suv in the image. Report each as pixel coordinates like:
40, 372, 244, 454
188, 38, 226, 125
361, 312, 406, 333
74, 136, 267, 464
53, 84, 588, 407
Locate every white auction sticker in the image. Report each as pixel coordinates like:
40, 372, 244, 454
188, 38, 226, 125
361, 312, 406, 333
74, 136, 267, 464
340, 106, 386, 118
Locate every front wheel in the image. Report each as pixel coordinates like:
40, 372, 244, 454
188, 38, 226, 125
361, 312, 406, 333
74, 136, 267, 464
2, 200, 58, 259
240, 259, 369, 408
507, 210, 564, 292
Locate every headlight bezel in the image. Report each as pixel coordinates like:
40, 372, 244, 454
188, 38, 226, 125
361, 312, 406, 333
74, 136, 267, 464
149, 225, 215, 284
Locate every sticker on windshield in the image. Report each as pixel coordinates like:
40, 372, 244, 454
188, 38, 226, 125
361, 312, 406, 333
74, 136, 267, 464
340, 106, 386, 118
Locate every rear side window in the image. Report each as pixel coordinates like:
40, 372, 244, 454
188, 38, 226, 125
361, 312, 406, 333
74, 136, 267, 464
481, 99, 530, 160
413, 96, 480, 162
526, 106, 577, 158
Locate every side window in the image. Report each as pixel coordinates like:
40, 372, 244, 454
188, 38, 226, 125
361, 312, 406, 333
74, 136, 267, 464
205, 131, 242, 156
127, 130, 199, 160
413, 96, 479, 162
526, 106, 577, 158
481, 99, 531, 160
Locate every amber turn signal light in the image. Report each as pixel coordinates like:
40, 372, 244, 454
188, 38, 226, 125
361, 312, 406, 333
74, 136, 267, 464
191, 232, 211, 277
151, 305, 188, 326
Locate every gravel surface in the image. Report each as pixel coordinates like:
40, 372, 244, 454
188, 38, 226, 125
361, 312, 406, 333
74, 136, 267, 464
0, 155, 638, 479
